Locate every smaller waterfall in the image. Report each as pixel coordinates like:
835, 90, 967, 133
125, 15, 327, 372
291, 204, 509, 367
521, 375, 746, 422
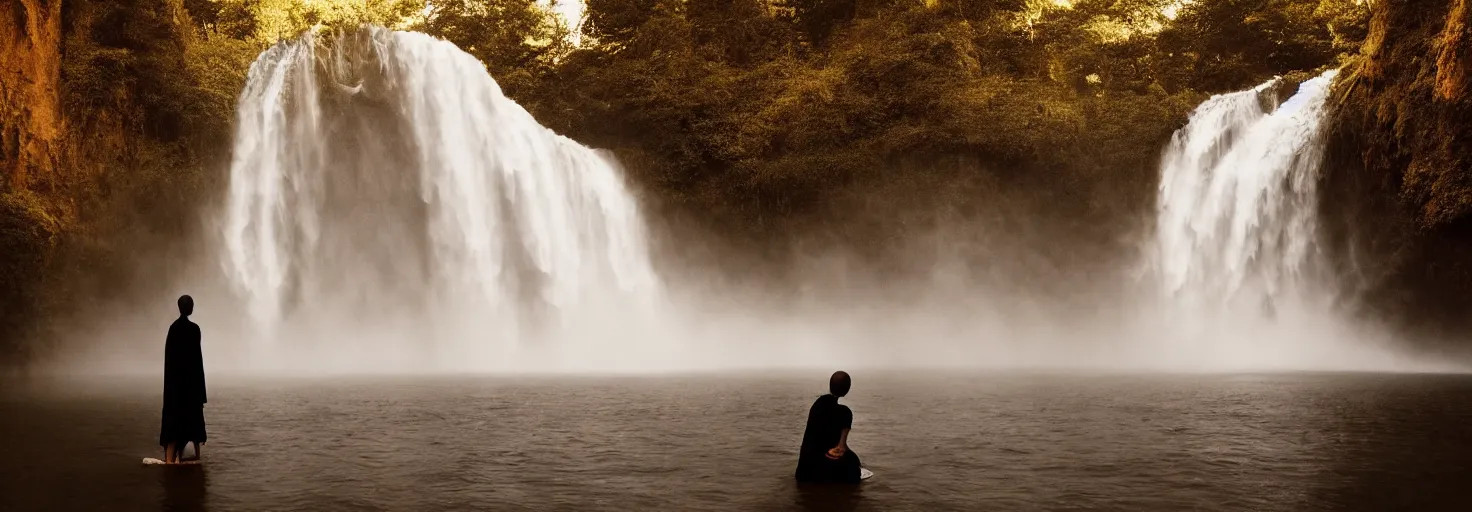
1153, 70, 1339, 314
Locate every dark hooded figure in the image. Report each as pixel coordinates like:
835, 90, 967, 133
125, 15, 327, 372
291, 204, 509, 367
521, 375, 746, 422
159, 294, 207, 463
795, 371, 862, 483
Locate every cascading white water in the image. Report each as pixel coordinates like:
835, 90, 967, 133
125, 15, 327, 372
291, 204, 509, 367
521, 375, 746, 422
1153, 70, 1339, 316
220, 27, 660, 368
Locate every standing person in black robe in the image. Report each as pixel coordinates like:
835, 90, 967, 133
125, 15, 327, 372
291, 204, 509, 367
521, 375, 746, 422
160, 294, 207, 464
795, 371, 863, 483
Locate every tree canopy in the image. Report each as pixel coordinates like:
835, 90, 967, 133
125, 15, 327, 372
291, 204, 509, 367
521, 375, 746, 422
0, 0, 1370, 359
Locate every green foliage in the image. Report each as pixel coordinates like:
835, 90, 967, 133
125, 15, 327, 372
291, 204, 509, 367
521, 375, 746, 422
42, 0, 1371, 258
779, 0, 857, 47
687, 0, 797, 66
1, 0, 246, 356
0, 191, 59, 359
303, 0, 424, 29
196, 0, 424, 44
416, 0, 570, 96
1316, 0, 1472, 336
1158, 0, 1340, 91
1, 0, 1376, 361
206, 0, 263, 39
1313, 0, 1369, 54
583, 0, 662, 46
0, 192, 60, 255
181, 35, 256, 151
62, 0, 197, 141
532, 0, 1254, 252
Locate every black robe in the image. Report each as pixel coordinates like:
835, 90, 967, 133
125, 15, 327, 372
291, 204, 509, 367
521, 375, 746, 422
795, 394, 862, 483
159, 316, 207, 447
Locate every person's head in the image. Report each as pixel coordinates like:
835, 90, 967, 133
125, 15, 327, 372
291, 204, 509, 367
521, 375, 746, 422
829, 370, 851, 397
177, 295, 194, 317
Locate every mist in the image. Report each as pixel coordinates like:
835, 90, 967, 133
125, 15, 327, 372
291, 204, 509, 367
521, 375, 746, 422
23, 27, 1467, 378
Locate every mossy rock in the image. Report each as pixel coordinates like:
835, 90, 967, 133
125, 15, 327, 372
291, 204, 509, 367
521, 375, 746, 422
0, 192, 61, 353
1318, 0, 1472, 337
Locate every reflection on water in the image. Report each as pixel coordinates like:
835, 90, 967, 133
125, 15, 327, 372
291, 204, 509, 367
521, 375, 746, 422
1310, 376, 1472, 508
2, 372, 1470, 511
793, 482, 865, 512
159, 466, 208, 512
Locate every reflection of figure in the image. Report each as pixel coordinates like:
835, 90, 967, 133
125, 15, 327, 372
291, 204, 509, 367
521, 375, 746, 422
159, 295, 207, 464
158, 463, 208, 512
1261, 296, 1277, 321
795, 371, 863, 483
794, 482, 862, 512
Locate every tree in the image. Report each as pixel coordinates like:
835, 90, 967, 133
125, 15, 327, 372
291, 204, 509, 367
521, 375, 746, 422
1159, 0, 1338, 91
687, 0, 796, 66
195, 0, 422, 44
779, 0, 857, 47
582, 0, 662, 48
416, 0, 567, 98
1313, 0, 1369, 54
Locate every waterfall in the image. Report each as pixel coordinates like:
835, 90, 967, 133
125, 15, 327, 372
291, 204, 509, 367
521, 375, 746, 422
220, 27, 660, 362
1153, 70, 1339, 316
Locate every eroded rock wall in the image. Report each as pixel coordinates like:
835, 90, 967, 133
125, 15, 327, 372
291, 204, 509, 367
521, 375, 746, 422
1, 0, 66, 362
1322, 0, 1472, 338
1, 0, 63, 191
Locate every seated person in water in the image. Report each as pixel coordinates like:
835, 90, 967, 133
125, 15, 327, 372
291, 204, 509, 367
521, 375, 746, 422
795, 371, 863, 483
159, 294, 208, 464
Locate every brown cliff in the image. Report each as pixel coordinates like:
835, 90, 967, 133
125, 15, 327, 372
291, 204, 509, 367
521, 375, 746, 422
1, 0, 208, 363
1, 0, 63, 192
1322, 0, 1472, 338
2, 0, 66, 361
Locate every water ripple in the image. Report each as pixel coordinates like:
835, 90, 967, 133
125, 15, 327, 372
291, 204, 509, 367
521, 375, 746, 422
2, 372, 1471, 511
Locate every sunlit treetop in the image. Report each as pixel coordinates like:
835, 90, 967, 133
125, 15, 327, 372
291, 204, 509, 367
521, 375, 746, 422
196, 0, 426, 43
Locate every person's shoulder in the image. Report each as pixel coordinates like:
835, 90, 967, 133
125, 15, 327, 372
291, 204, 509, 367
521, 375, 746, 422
170, 317, 200, 332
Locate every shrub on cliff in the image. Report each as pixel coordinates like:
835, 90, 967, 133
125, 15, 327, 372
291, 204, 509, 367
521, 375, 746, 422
1321, 0, 1472, 335
0, 192, 60, 360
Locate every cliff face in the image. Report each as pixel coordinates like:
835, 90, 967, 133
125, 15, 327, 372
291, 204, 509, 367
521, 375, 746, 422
1322, 0, 1472, 337
1, 0, 66, 361
2, 0, 63, 191
2, 0, 227, 365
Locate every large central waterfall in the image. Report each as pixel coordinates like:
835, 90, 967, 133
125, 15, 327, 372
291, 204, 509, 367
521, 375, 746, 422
1153, 70, 1339, 316
220, 27, 660, 370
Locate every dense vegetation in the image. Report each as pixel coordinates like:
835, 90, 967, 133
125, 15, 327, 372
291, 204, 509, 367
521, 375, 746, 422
1320, 0, 1472, 340
1, 0, 1374, 363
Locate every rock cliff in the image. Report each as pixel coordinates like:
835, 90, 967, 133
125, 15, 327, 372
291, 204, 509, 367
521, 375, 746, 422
1322, 0, 1472, 338
1, 0, 63, 191
1, 0, 66, 361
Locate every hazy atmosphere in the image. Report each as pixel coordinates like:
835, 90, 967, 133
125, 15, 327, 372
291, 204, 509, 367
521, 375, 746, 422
5, 0, 1472, 510
4, 0, 1469, 376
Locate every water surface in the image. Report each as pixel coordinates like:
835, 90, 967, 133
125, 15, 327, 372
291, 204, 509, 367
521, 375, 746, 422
2, 372, 1470, 511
